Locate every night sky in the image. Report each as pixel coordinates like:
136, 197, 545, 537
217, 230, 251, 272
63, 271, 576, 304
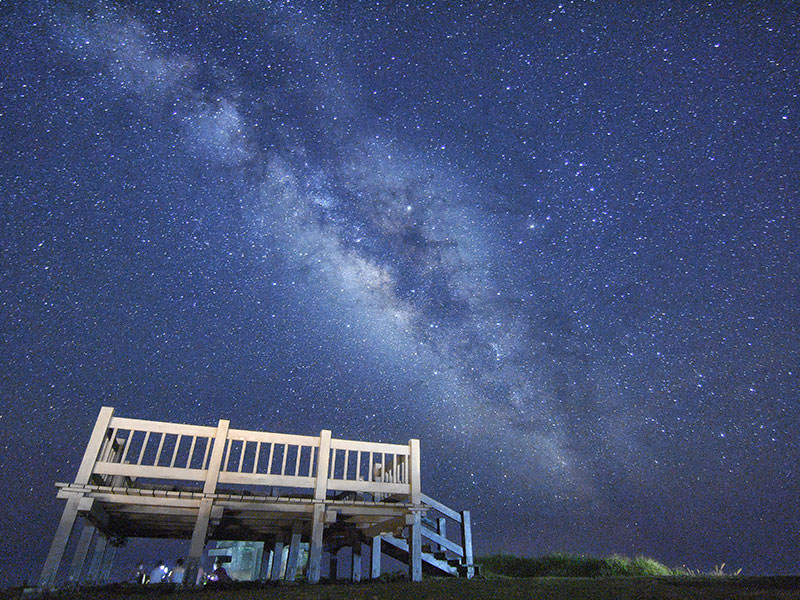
1, 1, 798, 585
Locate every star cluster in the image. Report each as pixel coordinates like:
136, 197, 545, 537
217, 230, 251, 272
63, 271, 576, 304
1, 1, 798, 583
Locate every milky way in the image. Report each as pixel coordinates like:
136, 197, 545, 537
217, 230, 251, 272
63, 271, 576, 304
1, 2, 798, 583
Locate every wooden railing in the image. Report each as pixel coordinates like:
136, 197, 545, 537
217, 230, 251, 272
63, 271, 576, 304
76, 407, 420, 502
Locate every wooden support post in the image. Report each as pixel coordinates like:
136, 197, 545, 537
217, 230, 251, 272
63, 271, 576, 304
85, 533, 107, 585
259, 549, 273, 581
351, 541, 362, 582
270, 542, 285, 580
460, 510, 474, 578
328, 548, 338, 581
314, 430, 332, 501
100, 542, 117, 583
38, 494, 82, 588
408, 439, 421, 504
307, 502, 325, 583
285, 522, 303, 581
203, 419, 230, 495
407, 511, 422, 582
185, 498, 213, 586
370, 536, 381, 579
75, 407, 114, 486
67, 522, 96, 584
436, 517, 447, 553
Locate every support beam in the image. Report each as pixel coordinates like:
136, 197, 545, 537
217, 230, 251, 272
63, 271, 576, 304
351, 542, 362, 582
314, 430, 331, 501
259, 549, 273, 581
270, 542, 285, 580
185, 498, 213, 586
407, 511, 422, 582
75, 407, 114, 486
203, 419, 230, 495
371, 536, 381, 579
408, 439, 421, 504
328, 548, 338, 581
85, 534, 107, 585
67, 522, 96, 584
307, 503, 325, 583
38, 494, 82, 588
285, 522, 303, 581
99, 542, 117, 583
460, 510, 474, 578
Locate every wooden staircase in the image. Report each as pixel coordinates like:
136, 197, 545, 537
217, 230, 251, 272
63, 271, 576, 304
376, 494, 475, 578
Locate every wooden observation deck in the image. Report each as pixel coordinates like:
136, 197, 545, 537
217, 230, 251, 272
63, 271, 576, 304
37, 407, 474, 588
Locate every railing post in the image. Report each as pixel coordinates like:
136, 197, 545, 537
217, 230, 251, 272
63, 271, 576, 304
203, 419, 230, 494
460, 510, 474, 578
270, 541, 285, 580
408, 439, 421, 504
371, 536, 381, 578
314, 430, 331, 501
68, 522, 96, 584
406, 511, 422, 582
75, 407, 114, 486
307, 503, 325, 583
285, 521, 303, 581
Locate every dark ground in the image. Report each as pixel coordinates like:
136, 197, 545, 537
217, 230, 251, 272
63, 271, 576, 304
5, 577, 800, 600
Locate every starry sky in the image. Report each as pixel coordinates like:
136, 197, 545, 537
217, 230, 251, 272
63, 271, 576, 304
1, 1, 798, 585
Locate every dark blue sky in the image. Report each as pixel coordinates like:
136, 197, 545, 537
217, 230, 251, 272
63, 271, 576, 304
1, 1, 798, 584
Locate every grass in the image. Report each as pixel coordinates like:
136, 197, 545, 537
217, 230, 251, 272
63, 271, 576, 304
478, 552, 678, 577
4, 576, 800, 600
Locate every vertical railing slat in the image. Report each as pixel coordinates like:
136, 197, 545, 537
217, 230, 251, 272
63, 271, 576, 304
119, 430, 134, 464
154, 433, 166, 466
252, 441, 261, 474
202, 437, 212, 470
170, 434, 182, 468
280, 444, 288, 475
186, 436, 197, 469
267, 443, 275, 475
137, 431, 151, 465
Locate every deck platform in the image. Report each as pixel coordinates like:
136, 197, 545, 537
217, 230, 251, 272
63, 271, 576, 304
36, 407, 474, 588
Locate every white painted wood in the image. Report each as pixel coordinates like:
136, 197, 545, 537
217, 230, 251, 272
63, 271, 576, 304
136, 431, 150, 465
436, 517, 447, 553
93, 462, 207, 481
371, 536, 381, 578
421, 526, 464, 557
314, 430, 331, 501
227, 428, 318, 446
407, 511, 422, 582
38, 494, 82, 587
170, 434, 182, 467
420, 494, 462, 522
326, 479, 409, 494
217, 472, 315, 488
110, 417, 215, 437
330, 438, 409, 454
409, 439, 421, 504
84, 534, 107, 584
68, 523, 95, 583
285, 521, 303, 581
186, 435, 197, 469
203, 419, 230, 494
99, 542, 116, 583
460, 510, 474, 576
186, 497, 213, 586
74, 407, 114, 485
307, 503, 325, 583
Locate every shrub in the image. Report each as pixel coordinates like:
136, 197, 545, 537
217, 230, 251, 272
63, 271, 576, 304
478, 553, 676, 578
